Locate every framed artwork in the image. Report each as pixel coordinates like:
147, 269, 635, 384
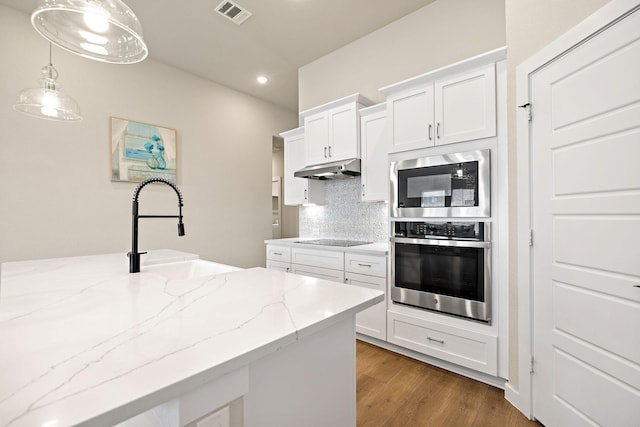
110, 117, 177, 183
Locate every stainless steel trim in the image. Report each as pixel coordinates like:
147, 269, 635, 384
390, 149, 490, 218
294, 158, 361, 180
391, 237, 490, 249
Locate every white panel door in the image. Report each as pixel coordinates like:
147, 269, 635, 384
531, 9, 640, 427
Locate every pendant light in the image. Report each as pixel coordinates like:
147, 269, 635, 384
31, 0, 148, 64
14, 43, 82, 122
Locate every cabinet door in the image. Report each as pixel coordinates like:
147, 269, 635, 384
360, 110, 389, 202
434, 64, 496, 146
386, 311, 498, 375
266, 245, 291, 263
328, 103, 359, 161
291, 264, 344, 283
344, 252, 386, 277
388, 85, 435, 153
284, 131, 324, 206
284, 132, 307, 205
345, 273, 387, 340
304, 111, 329, 166
267, 260, 291, 272
291, 247, 344, 270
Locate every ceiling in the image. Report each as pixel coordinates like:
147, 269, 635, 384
0, 0, 437, 111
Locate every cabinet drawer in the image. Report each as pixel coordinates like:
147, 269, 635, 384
291, 264, 344, 283
344, 253, 386, 277
291, 247, 344, 270
266, 260, 291, 272
387, 312, 497, 375
266, 245, 291, 262
345, 272, 385, 293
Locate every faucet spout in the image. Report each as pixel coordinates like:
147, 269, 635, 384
128, 178, 185, 273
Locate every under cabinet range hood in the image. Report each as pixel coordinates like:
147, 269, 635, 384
294, 158, 361, 180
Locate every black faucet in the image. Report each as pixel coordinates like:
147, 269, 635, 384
128, 177, 185, 273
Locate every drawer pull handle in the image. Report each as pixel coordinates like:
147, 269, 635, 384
427, 336, 445, 345
273, 252, 283, 256
357, 263, 371, 267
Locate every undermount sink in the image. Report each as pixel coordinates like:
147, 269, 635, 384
142, 259, 241, 280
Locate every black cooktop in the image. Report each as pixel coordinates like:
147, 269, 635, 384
295, 239, 372, 247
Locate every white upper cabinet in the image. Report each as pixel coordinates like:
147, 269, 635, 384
360, 104, 390, 202
281, 127, 324, 206
301, 94, 372, 166
303, 111, 330, 166
388, 84, 435, 152
435, 64, 496, 146
382, 59, 499, 153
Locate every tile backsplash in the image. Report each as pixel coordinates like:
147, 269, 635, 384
299, 178, 388, 243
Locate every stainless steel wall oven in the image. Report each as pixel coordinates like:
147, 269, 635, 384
390, 221, 491, 323
390, 149, 490, 218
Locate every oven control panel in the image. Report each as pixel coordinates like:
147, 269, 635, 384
393, 221, 485, 240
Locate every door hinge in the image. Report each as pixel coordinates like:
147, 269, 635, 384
529, 229, 534, 247
518, 102, 532, 121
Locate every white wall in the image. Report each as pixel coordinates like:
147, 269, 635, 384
298, 0, 506, 111
0, 6, 297, 268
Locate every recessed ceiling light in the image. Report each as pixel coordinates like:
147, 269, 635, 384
256, 75, 268, 84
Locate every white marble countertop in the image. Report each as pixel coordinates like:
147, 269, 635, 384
264, 238, 389, 255
0, 251, 383, 427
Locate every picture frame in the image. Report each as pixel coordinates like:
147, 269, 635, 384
110, 117, 177, 183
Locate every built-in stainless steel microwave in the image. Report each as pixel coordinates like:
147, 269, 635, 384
390, 149, 490, 218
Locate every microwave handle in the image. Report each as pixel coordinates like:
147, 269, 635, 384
391, 236, 490, 249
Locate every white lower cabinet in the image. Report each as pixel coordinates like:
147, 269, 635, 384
291, 264, 344, 283
291, 247, 344, 271
266, 245, 291, 272
344, 253, 387, 340
266, 260, 290, 272
345, 273, 386, 340
290, 247, 345, 282
387, 310, 498, 376
266, 244, 388, 340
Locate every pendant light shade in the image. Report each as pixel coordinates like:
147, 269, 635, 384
14, 45, 82, 122
31, 0, 148, 64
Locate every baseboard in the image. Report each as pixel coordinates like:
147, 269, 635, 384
504, 382, 533, 420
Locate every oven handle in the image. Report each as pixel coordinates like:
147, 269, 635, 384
391, 237, 491, 249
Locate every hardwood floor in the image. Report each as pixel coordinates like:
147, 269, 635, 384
356, 340, 542, 427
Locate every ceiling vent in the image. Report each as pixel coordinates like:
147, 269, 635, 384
215, 1, 252, 25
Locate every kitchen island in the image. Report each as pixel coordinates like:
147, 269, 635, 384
0, 250, 383, 427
